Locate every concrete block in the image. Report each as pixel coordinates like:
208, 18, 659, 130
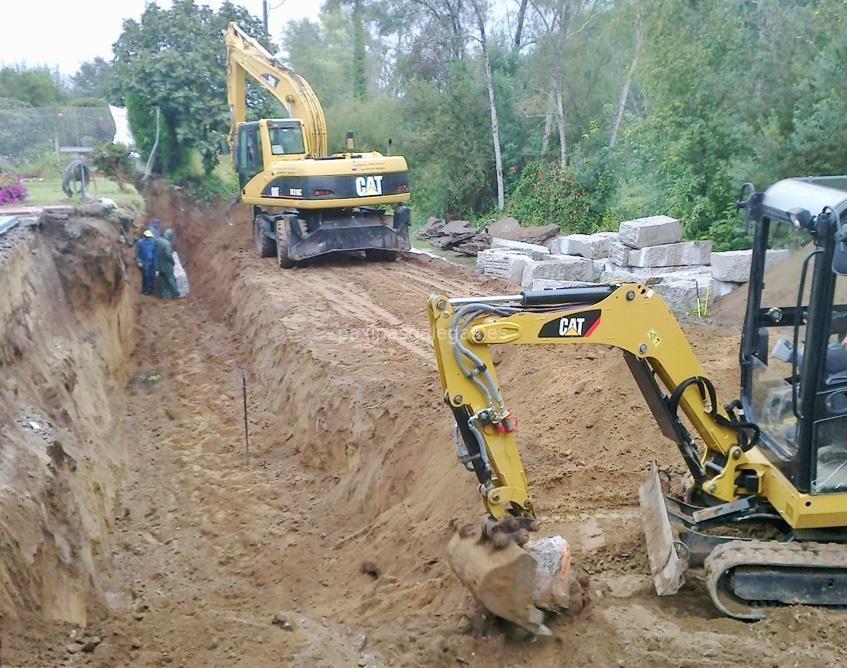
608, 240, 632, 266
557, 232, 618, 259
600, 262, 699, 282
649, 268, 712, 314
711, 248, 791, 283
477, 250, 527, 284
531, 279, 595, 291
627, 240, 712, 268
618, 215, 682, 248
531, 255, 595, 283
711, 278, 744, 299
592, 259, 606, 281
491, 237, 551, 260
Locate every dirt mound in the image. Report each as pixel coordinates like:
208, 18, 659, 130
713, 244, 847, 327
0, 215, 134, 632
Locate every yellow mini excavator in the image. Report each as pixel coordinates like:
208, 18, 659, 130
428, 176, 847, 632
225, 23, 411, 267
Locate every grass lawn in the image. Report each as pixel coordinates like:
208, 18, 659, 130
23, 176, 145, 214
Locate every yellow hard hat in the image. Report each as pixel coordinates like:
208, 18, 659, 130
143, 230, 154, 238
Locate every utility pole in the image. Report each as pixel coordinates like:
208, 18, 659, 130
262, 0, 269, 36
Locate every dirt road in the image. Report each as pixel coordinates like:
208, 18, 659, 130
6, 190, 847, 666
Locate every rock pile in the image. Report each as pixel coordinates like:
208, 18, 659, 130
417, 216, 559, 256
474, 214, 790, 314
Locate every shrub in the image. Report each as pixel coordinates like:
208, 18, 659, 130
0, 173, 27, 205
91, 142, 133, 191
506, 161, 612, 233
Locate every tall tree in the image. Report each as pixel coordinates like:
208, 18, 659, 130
112, 0, 268, 174
608, 14, 641, 149
471, 0, 505, 210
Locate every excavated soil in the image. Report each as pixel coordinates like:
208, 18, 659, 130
4, 188, 847, 666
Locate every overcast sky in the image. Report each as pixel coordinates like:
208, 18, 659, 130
0, 0, 321, 75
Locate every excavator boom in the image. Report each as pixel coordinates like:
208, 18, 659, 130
225, 22, 327, 157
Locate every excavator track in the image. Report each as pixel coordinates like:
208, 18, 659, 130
705, 539, 847, 620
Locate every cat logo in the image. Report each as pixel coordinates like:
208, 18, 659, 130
355, 175, 384, 197
538, 309, 602, 339
559, 317, 586, 336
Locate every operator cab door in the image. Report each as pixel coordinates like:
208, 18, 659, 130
234, 121, 263, 188
811, 271, 847, 493
741, 178, 847, 494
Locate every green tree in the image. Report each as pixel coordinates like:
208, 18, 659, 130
0, 66, 64, 107
111, 0, 268, 174
71, 58, 116, 101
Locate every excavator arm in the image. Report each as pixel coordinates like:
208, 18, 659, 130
428, 284, 749, 521
225, 22, 327, 157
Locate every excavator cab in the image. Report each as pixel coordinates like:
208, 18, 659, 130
234, 119, 307, 188
740, 177, 847, 494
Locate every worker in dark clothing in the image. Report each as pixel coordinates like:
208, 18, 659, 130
155, 229, 179, 299
134, 230, 157, 295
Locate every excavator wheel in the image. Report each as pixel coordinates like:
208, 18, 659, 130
276, 218, 296, 269
254, 217, 277, 258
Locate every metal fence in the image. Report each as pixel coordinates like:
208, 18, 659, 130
0, 106, 116, 160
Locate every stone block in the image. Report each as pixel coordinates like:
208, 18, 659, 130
627, 240, 712, 268
530, 255, 595, 283
650, 268, 712, 314
600, 262, 699, 283
476, 250, 527, 284
711, 278, 743, 299
557, 232, 618, 259
608, 240, 632, 266
711, 248, 791, 283
491, 237, 551, 260
618, 215, 682, 248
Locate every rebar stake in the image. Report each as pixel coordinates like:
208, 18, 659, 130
242, 375, 250, 465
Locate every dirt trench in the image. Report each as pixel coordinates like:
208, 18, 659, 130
4, 189, 847, 667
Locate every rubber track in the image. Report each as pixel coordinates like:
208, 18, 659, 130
704, 539, 847, 620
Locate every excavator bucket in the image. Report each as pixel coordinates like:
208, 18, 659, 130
448, 523, 549, 634
639, 461, 687, 595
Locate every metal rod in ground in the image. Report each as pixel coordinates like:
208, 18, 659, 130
242, 375, 250, 464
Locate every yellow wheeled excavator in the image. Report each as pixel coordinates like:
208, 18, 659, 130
225, 23, 411, 267
428, 176, 847, 632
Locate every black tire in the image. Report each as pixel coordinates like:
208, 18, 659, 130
276, 219, 295, 269
365, 249, 398, 262
254, 217, 277, 258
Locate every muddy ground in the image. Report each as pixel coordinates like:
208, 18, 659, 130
2, 188, 846, 667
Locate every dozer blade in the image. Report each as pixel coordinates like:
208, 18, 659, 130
639, 461, 687, 595
447, 523, 549, 635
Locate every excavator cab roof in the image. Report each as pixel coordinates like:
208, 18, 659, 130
762, 176, 847, 227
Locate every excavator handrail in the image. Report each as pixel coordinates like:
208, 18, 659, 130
225, 22, 328, 157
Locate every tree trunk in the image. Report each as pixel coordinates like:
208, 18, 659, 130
474, 2, 505, 210
541, 96, 553, 160
609, 14, 642, 148
513, 0, 529, 53
554, 74, 567, 168
352, 0, 367, 99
